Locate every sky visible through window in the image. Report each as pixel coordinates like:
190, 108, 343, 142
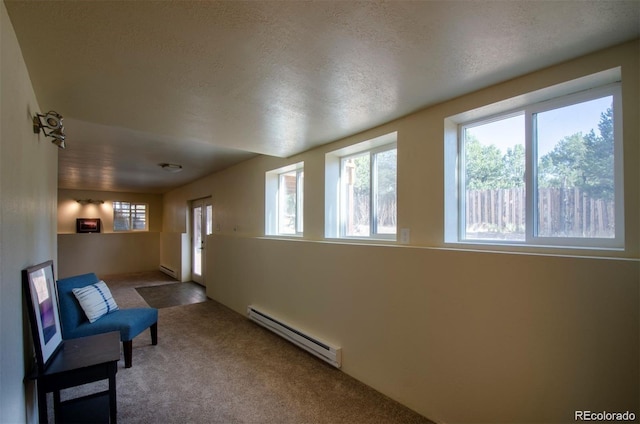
468, 97, 611, 155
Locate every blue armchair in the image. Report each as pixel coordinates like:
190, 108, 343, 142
56, 273, 158, 368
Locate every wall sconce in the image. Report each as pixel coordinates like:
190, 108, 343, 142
33, 110, 66, 149
76, 199, 104, 205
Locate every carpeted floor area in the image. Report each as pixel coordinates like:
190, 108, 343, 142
49, 271, 433, 424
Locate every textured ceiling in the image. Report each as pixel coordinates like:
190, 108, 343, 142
6, 0, 639, 193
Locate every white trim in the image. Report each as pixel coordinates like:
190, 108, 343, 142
447, 67, 620, 125
265, 162, 304, 237
326, 133, 397, 240
112, 201, 148, 232
445, 70, 623, 250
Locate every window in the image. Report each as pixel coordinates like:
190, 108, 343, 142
265, 162, 303, 236
326, 132, 397, 240
113, 202, 148, 231
445, 70, 623, 249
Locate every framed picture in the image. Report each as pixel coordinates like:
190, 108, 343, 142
23, 260, 63, 372
76, 218, 101, 233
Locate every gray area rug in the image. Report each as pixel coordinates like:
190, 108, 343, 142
135, 281, 207, 309
49, 271, 433, 424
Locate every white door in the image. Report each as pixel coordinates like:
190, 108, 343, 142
191, 198, 212, 286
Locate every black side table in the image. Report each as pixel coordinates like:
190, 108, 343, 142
29, 331, 120, 423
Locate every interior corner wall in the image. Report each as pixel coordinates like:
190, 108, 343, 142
1, 2, 59, 423
160, 231, 190, 282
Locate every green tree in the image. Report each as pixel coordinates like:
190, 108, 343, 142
501, 144, 525, 188
537, 106, 614, 201
464, 135, 503, 190
465, 105, 613, 197
582, 107, 614, 200
464, 135, 524, 190
538, 133, 586, 189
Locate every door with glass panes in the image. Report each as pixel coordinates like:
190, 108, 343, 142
191, 198, 212, 286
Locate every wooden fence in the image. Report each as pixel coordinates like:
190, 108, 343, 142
466, 187, 614, 238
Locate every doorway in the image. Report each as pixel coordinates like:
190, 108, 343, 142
191, 197, 212, 286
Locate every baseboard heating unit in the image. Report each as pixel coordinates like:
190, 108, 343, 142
247, 306, 342, 368
159, 265, 177, 279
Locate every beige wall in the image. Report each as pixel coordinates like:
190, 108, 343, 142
57, 232, 160, 279
58, 189, 163, 233
56, 189, 163, 278
164, 41, 640, 423
166, 40, 640, 257
208, 236, 638, 423
0, 2, 58, 422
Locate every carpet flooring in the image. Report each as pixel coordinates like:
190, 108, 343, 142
48, 271, 433, 424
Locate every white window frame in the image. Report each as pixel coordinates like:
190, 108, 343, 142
265, 162, 304, 236
325, 132, 397, 241
445, 68, 624, 250
113, 201, 148, 232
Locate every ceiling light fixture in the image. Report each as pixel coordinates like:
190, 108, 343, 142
33, 110, 66, 149
159, 163, 183, 173
76, 199, 104, 205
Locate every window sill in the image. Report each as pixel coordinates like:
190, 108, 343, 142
444, 240, 626, 258
113, 230, 149, 233
324, 237, 397, 245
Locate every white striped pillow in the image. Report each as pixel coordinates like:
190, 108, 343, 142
72, 281, 119, 323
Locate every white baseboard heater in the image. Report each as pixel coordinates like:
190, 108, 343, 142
247, 305, 342, 368
159, 265, 177, 279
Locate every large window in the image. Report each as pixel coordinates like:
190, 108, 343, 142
113, 201, 148, 231
340, 146, 397, 238
326, 132, 397, 240
265, 162, 304, 236
446, 72, 623, 249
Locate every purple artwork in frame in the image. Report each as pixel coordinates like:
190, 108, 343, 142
23, 260, 63, 371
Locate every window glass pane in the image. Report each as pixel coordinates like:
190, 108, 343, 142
374, 149, 397, 234
463, 114, 525, 241
206, 205, 213, 235
535, 96, 614, 238
132, 204, 146, 230
113, 201, 131, 231
193, 206, 202, 275
266, 163, 303, 236
113, 201, 148, 231
343, 153, 370, 237
297, 171, 304, 233
278, 171, 297, 234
